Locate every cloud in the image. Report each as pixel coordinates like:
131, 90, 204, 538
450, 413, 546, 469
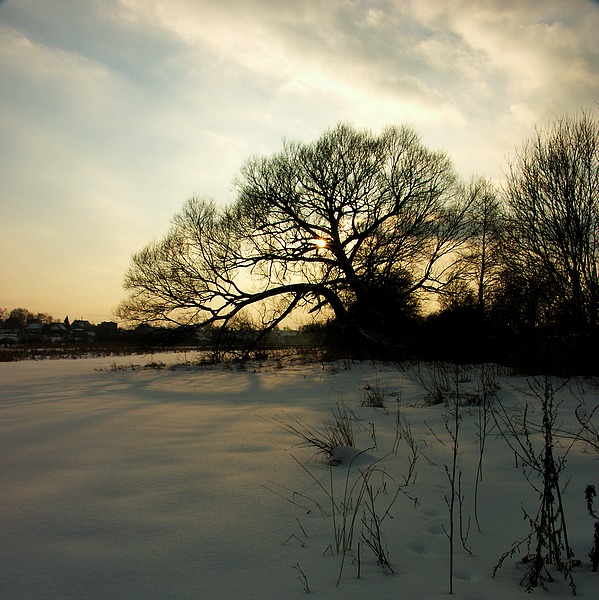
108, 0, 598, 150
411, 0, 599, 113
109, 0, 475, 137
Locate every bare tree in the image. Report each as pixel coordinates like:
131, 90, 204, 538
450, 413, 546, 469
443, 177, 503, 317
502, 111, 599, 333
118, 124, 476, 349
6, 308, 54, 326
467, 178, 503, 315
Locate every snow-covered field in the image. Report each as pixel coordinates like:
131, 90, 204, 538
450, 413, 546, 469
1, 353, 597, 599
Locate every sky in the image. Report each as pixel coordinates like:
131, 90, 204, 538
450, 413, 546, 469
1, 0, 598, 324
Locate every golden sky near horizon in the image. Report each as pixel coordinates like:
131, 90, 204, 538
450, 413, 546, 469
1, 0, 598, 322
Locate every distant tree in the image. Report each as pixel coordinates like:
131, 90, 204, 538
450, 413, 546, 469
2, 308, 56, 329
34, 313, 55, 324
465, 178, 503, 315
442, 177, 503, 317
502, 111, 599, 333
118, 123, 477, 351
486, 268, 553, 335
9, 308, 35, 327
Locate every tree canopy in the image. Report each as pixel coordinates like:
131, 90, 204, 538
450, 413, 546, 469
501, 111, 599, 333
118, 123, 476, 349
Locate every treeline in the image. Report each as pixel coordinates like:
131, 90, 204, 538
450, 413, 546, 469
0, 307, 58, 327
414, 111, 599, 372
6, 113, 598, 373
116, 111, 599, 373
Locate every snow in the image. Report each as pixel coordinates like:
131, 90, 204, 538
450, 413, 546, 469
1, 353, 597, 599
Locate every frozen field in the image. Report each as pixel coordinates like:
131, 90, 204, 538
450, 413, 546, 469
1, 353, 597, 599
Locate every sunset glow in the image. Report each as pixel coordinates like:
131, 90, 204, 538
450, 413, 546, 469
0, 1, 597, 321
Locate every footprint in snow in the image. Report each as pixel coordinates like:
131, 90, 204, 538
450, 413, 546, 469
426, 523, 444, 536
454, 568, 472, 581
409, 541, 429, 556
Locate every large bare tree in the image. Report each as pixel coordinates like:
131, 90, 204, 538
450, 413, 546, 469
118, 124, 476, 347
502, 111, 599, 333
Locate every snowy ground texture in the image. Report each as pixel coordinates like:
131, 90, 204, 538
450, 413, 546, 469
1, 353, 598, 599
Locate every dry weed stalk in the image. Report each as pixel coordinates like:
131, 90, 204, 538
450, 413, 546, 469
493, 376, 578, 594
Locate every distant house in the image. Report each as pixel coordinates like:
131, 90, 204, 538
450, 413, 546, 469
24, 322, 45, 337
70, 319, 95, 339
71, 319, 93, 330
0, 315, 107, 343
48, 322, 68, 337
0, 329, 18, 344
95, 321, 119, 341
23, 321, 68, 339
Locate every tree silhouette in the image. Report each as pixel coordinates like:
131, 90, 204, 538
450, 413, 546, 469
118, 124, 476, 351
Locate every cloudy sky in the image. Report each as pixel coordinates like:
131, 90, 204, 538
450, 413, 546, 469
1, 0, 598, 323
